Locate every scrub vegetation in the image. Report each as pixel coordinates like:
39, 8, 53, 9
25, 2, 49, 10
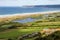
0, 12, 60, 40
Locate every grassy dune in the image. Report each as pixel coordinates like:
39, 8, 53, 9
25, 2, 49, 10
0, 12, 60, 40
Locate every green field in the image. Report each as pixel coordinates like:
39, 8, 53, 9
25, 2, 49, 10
0, 12, 60, 40
0, 22, 60, 40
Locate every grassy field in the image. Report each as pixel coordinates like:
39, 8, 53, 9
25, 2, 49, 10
0, 21, 60, 40
0, 28, 41, 40
0, 12, 60, 40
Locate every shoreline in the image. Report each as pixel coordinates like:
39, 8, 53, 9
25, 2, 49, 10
0, 10, 60, 18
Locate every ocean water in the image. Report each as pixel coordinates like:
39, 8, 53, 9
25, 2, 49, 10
0, 5, 60, 15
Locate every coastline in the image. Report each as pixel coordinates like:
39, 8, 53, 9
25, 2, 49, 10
0, 10, 60, 18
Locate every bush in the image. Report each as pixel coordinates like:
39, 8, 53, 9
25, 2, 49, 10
43, 31, 60, 40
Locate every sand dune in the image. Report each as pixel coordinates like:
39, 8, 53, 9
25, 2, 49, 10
0, 11, 60, 22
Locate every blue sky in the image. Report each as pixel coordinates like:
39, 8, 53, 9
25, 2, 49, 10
0, 0, 60, 7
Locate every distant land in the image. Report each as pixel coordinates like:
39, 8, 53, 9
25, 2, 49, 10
22, 5, 60, 8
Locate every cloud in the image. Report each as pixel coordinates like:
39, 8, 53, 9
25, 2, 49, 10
0, 0, 60, 7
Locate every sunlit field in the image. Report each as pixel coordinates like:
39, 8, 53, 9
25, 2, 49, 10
0, 12, 60, 40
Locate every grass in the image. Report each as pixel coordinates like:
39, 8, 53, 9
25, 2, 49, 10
0, 21, 60, 40
0, 29, 19, 38
0, 12, 60, 40
0, 28, 41, 40
0, 27, 42, 40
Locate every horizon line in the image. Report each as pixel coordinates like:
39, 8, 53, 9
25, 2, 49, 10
0, 4, 60, 7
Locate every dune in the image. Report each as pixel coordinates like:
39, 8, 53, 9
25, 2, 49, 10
0, 10, 60, 22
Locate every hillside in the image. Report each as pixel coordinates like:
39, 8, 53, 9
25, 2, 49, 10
0, 12, 60, 40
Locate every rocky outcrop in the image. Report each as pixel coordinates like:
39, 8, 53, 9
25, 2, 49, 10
18, 32, 41, 40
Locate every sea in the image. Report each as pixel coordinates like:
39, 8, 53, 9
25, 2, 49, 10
0, 5, 60, 15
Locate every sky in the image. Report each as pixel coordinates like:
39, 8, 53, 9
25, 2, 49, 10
0, 0, 60, 7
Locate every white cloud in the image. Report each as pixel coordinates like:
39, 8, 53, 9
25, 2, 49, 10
0, 0, 60, 7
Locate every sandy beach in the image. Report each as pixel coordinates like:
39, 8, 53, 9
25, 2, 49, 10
0, 10, 60, 18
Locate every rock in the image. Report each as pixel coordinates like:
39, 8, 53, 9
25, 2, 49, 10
18, 32, 41, 40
